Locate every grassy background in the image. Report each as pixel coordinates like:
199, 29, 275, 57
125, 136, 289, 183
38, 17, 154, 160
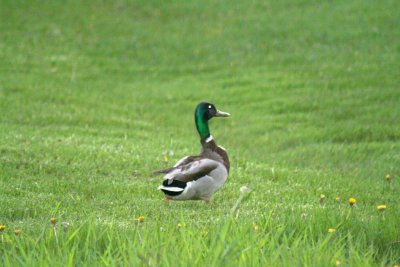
1, 0, 400, 265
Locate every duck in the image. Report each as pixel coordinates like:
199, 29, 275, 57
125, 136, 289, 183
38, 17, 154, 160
154, 102, 230, 204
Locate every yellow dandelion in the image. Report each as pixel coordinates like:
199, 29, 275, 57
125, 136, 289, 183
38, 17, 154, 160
14, 229, 22, 236
252, 222, 259, 231
0, 225, 5, 243
348, 197, 356, 206
377, 205, 387, 212
335, 197, 341, 203
50, 217, 57, 224
385, 174, 392, 182
134, 216, 145, 223
328, 228, 336, 233
163, 154, 169, 163
335, 259, 341, 266
176, 223, 186, 229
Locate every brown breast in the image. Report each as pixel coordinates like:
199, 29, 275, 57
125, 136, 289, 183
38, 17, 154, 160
200, 138, 230, 173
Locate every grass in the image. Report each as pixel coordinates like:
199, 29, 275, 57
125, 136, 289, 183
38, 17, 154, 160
1, 0, 400, 265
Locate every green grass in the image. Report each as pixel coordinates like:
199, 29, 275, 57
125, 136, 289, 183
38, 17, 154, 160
1, 0, 400, 265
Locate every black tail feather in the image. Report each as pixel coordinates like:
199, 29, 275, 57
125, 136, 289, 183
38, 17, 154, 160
160, 179, 187, 196
162, 179, 186, 188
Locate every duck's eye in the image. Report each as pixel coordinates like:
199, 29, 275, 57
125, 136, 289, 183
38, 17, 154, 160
208, 105, 212, 109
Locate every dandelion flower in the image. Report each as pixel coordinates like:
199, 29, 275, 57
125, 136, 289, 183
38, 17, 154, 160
252, 222, 259, 231
335, 197, 341, 203
163, 154, 169, 163
377, 205, 386, 212
0, 225, 5, 243
335, 259, 341, 266
328, 228, 336, 233
176, 223, 186, 229
50, 217, 57, 224
348, 197, 356, 206
240, 186, 250, 193
134, 216, 145, 224
14, 229, 22, 236
385, 174, 392, 182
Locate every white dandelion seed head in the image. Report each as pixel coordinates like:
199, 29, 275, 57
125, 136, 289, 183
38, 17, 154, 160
240, 186, 250, 193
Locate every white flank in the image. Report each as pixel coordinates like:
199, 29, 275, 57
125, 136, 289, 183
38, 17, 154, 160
157, 185, 185, 192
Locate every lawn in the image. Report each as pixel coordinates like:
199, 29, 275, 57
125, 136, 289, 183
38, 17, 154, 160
1, 0, 400, 266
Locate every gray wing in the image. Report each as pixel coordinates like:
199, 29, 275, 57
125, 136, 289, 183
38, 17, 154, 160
163, 158, 219, 183
152, 156, 197, 175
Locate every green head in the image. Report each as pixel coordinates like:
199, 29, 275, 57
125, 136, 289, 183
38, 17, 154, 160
194, 102, 230, 140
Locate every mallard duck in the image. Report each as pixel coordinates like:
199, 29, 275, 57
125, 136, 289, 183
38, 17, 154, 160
154, 102, 230, 203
